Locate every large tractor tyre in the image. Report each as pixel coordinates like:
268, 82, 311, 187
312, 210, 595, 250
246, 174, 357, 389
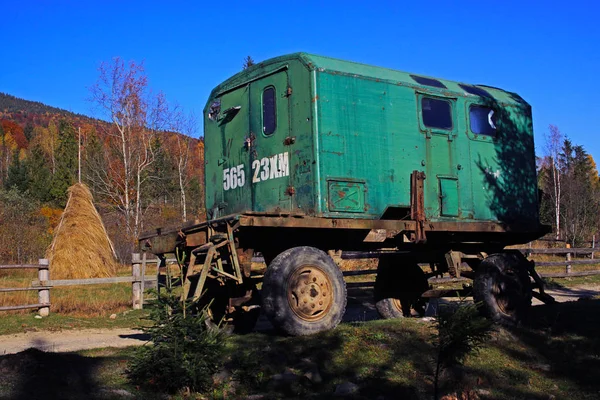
473, 252, 532, 327
262, 246, 347, 336
375, 258, 429, 319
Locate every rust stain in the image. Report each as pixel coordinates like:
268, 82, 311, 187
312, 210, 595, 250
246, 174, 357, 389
337, 191, 346, 199
312, 95, 319, 102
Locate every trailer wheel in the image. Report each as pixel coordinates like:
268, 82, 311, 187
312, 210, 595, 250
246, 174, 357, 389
473, 252, 532, 326
375, 258, 428, 319
262, 246, 347, 336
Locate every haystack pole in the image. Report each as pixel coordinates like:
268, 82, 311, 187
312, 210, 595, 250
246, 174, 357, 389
46, 183, 119, 279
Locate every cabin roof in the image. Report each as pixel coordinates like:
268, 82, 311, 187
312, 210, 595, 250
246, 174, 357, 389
206, 53, 528, 110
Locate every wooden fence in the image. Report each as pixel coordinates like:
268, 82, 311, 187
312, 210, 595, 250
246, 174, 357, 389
0, 254, 160, 316
0, 259, 50, 315
2, 243, 599, 316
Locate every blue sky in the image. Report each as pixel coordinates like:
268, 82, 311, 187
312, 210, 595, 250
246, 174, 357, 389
1, 0, 599, 161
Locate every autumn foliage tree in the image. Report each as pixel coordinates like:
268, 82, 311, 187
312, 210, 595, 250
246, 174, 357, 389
86, 58, 198, 252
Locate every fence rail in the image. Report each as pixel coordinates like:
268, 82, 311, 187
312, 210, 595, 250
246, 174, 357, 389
0, 259, 50, 313
1, 254, 160, 315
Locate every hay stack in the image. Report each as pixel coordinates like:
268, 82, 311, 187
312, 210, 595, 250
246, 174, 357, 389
46, 183, 118, 279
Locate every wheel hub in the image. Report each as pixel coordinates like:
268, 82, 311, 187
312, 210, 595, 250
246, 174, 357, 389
287, 266, 333, 321
492, 273, 523, 315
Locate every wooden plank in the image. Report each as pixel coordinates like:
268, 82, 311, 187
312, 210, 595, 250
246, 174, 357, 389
0, 264, 40, 269
0, 287, 50, 292
343, 270, 377, 276
31, 275, 158, 287
341, 251, 411, 259
519, 248, 595, 255
536, 260, 600, 267
0, 303, 49, 311
346, 282, 375, 288
539, 270, 600, 278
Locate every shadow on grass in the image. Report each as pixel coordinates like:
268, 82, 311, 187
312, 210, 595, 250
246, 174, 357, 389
228, 321, 434, 399
478, 299, 600, 399
0, 347, 103, 399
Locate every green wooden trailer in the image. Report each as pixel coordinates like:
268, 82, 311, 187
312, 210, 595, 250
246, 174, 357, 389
140, 53, 552, 335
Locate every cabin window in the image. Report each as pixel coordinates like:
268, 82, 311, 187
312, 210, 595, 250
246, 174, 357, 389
469, 105, 497, 136
262, 87, 276, 135
421, 97, 452, 130
459, 84, 492, 98
410, 75, 447, 89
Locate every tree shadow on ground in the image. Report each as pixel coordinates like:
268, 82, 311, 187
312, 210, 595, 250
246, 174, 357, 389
0, 347, 103, 400
476, 299, 600, 399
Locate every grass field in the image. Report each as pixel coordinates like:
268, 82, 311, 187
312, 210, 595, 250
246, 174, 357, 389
1, 298, 599, 399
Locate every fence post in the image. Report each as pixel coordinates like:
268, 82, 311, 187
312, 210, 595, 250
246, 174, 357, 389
38, 258, 50, 317
132, 253, 142, 310
140, 252, 147, 309
565, 243, 572, 274
592, 235, 596, 260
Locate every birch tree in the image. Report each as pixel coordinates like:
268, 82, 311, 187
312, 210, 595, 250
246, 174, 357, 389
89, 57, 166, 239
545, 125, 563, 240
167, 111, 198, 222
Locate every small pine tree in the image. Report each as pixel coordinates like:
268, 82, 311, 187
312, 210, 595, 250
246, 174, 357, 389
432, 303, 492, 400
127, 264, 226, 394
243, 55, 255, 70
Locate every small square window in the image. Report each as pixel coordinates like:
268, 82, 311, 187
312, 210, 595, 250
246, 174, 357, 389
410, 75, 447, 89
469, 105, 497, 136
262, 87, 276, 135
459, 84, 492, 98
422, 97, 452, 130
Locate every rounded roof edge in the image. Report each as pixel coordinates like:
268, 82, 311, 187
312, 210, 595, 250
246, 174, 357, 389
205, 53, 529, 110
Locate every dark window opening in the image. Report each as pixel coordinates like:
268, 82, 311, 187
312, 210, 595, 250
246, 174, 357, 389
459, 84, 492, 98
262, 87, 276, 135
469, 105, 497, 136
410, 75, 447, 89
422, 97, 452, 130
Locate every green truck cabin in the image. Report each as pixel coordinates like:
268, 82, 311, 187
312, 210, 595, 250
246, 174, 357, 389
204, 53, 541, 237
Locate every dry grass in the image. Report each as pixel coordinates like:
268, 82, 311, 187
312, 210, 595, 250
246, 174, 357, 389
46, 183, 118, 279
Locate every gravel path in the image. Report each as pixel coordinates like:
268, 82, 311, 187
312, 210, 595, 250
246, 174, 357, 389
1, 284, 598, 355
0, 328, 148, 355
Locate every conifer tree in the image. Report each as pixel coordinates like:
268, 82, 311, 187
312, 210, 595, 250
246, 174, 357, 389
4, 150, 28, 192
50, 120, 78, 206
26, 143, 52, 202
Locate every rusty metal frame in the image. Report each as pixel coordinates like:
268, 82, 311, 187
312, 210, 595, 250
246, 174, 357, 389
410, 170, 426, 243
237, 214, 542, 235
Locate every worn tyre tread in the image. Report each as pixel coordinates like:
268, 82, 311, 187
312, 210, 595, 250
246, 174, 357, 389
473, 252, 532, 326
262, 246, 347, 336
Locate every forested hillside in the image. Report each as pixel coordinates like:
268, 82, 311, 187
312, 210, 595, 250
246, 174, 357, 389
0, 82, 205, 263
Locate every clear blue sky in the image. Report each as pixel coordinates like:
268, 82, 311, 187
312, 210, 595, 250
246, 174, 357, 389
1, 0, 599, 161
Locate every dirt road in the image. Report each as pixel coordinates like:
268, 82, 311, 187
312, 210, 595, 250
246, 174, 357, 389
0, 328, 148, 355
1, 284, 598, 355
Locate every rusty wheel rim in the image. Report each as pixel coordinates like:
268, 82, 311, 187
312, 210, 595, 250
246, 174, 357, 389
392, 298, 404, 313
492, 273, 521, 316
287, 265, 333, 322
